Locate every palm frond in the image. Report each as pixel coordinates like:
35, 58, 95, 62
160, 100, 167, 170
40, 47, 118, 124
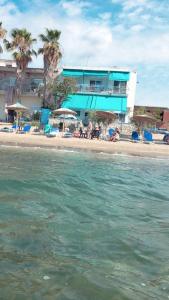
38, 48, 44, 55
39, 34, 49, 43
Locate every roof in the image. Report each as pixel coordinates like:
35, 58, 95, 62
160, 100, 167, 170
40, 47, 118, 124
63, 66, 136, 73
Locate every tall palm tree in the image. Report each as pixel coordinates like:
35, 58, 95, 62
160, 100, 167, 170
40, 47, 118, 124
4, 28, 36, 98
38, 29, 62, 108
0, 22, 7, 53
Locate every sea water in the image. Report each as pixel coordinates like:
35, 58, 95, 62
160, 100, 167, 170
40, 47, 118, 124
0, 147, 169, 300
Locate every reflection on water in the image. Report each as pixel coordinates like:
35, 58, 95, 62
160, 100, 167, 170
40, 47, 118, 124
0, 147, 169, 300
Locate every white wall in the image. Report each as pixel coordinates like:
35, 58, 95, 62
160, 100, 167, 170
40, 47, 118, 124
127, 71, 137, 110
126, 71, 137, 122
0, 92, 42, 121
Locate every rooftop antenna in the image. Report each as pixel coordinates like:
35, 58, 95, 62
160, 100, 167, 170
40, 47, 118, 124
85, 56, 90, 67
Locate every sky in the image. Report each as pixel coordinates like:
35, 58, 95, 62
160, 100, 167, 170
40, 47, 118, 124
0, 0, 169, 107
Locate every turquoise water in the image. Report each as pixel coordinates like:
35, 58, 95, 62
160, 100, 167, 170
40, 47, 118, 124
0, 147, 169, 300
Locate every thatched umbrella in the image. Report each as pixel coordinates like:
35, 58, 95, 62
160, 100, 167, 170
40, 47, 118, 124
133, 114, 157, 128
95, 111, 116, 118
6, 102, 28, 128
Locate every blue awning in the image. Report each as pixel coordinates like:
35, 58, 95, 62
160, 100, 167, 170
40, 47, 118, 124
109, 72, 130, 81
62, 94, 127, 112
63, 70, 83, 77
62, 69, 108, 77
63, 69, 130, 81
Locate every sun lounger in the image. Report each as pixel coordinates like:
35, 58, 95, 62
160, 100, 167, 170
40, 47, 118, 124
143, 130, 153, 143
63, 132, 72, 138
44, 124, 52, 134
46, 128, 59, 137
17, 124, 31, 134
0, 127, 13, 133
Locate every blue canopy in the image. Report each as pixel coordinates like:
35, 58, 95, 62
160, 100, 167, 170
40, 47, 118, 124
62, 94, 127, 112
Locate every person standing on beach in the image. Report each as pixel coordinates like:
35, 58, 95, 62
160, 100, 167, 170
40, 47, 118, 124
87, 121, 93, 139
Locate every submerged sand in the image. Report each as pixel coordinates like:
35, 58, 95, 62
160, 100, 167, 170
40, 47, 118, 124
0, 131, 168, 158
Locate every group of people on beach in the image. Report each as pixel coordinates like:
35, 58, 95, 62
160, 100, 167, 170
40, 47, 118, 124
78, 121, 120, 142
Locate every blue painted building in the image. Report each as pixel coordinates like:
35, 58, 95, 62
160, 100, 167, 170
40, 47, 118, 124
62, 66, 137, 123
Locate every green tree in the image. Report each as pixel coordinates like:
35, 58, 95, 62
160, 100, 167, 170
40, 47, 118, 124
38, 29, 62, 108
53, 77, 77, 109
0, 22, 7, 53
4, 28, 36, 98
38, 77, 77, 110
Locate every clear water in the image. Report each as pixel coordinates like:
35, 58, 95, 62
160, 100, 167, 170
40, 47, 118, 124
0, 147, 169, 300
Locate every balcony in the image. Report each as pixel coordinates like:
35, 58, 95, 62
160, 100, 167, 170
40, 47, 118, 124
0, 78, 42, 95
76, 84, 127, 95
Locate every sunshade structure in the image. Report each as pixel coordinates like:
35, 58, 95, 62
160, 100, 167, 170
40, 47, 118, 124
95, 111, 116, 118
95, 110, 117, 125
53, 108, 77, 115
58, 114, 77, 120
133, 114, 157, 128
53, 108, 77, 131
6, 102, 28, 128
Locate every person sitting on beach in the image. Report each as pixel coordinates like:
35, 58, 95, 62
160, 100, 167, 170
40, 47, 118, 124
110, 127, 120, 142
91, 126, 101, 140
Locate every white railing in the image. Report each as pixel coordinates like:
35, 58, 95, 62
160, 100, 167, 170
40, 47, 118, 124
76, 84, 127, 95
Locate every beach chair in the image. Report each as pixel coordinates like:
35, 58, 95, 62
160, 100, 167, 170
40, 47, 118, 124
108, 128, 115, 137
12, 124, 19, 131
23, 124, 31, 133
44, 124, 52, 134
143, 130, 153, 143
46, 128, 59, 137
131, 131, 140, 142
63, 132, 72, 138
0, 127, 13, 133
17, 124, 31, 134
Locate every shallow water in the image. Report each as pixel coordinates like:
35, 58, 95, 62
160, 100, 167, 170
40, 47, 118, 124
0, 147, 169, 300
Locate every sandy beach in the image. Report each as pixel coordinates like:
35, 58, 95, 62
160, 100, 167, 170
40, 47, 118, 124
0, 131, 168, 157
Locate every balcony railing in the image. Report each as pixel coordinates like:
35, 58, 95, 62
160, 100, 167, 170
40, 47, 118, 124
0, 78, 42, 95
76, 84, 127, 95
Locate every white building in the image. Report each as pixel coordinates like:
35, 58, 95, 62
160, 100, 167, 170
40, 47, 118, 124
62, 66, 137, 123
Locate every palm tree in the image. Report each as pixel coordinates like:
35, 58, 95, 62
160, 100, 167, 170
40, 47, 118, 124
0, 22, 7, 53
38, 29, 62, 108
4, 28, 36, 98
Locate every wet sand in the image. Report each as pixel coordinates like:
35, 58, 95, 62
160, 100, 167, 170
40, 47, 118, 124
0, 131, 168, 158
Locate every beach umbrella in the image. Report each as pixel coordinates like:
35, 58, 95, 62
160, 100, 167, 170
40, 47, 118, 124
95, 111, 116, 118
95, 111, 117, 127
57, 114, 77, 120
6, 102, 28, 128
53, 108, 77, 131
53, 108, 77, 115
133, 114, 157, 128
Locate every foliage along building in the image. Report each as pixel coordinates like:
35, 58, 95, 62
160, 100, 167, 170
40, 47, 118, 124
61, 66, 137, 123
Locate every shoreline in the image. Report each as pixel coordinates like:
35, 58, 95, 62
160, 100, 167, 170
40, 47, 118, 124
0, 132, 168, 158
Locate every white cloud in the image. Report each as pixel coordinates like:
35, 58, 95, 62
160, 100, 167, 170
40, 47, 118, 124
99, 12, 112, 21
60, 0, 91, 16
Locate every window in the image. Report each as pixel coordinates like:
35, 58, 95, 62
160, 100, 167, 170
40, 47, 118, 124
113, 81, 126, 94
90, 80, 102, 87
90, 80, 102, 91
